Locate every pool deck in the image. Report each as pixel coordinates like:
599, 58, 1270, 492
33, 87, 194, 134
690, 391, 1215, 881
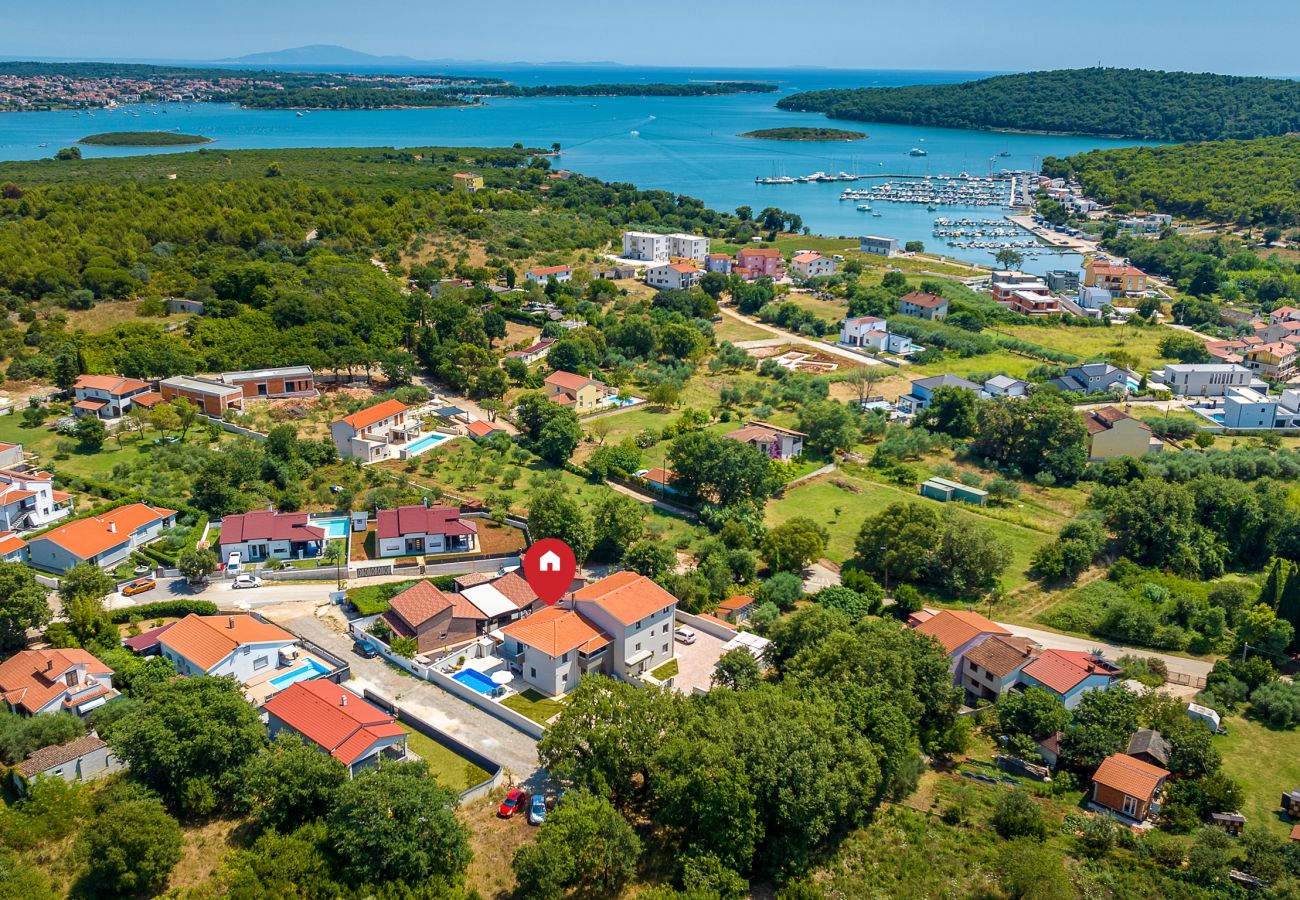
245, 649, 338, 706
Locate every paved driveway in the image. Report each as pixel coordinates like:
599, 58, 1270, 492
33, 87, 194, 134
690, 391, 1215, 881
260, 603, 543, 785
673, 630, 729, 694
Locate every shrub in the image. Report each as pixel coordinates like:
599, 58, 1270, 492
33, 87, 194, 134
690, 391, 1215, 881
107, 599, 217, 624
1250, 680, 1300, 728
992, 790, 1048, 840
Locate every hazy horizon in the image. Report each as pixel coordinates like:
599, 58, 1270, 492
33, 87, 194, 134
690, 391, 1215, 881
4, 0, 1299, 77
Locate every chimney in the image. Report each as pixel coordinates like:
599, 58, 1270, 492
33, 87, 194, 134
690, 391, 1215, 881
227, 615, 235, 629
340, 694, 347, 707
108, 522, 116, 534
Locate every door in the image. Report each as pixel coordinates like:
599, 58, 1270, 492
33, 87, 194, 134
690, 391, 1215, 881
1121, 795, 1139, 818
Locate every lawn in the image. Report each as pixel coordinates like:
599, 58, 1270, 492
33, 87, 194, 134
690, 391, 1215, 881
1217, 714, 1300, 837
713, 316, 773, 343
502, 689, 566, 725
991, 321, 1177, 371
398, 723, 491, 792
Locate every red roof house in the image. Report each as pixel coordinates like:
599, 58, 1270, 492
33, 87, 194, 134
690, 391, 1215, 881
264, 681, 407, 776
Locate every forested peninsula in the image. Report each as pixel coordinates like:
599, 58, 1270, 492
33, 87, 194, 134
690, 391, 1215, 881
1043, 136, 1300, 227
233, 81, 777, 109
777, 68, 1300, 142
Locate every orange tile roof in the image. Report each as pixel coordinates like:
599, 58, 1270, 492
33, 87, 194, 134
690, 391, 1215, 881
131, 391, 166, 407
900, 291, 948, 309
1249, 341, 1298, 358
1093, 752, 1168, 800
491, 571, 539, 608
34, 502, 175, 561
963, 635, 1038, 677
717, 595, 755, 615
74, 374, 152, 395
792, 252, 823, 263
467, 419, 504, 437
263, 681, 405, 767
640, 467, 675, 485
1021, 649, 1120, 695
573, 571, 677, 626
545, 370, 603, 393
335, 398, 408, 431
501, 605, 610, 656
668, 263, 699, 274
0, 531, 28, 555
912, 609, 1009, 655
738, 247, 782, 259
157, 614, 296, 672
73, 399, 107, 411
0, 649, 113, 715
529, 265, 572, 277
387, 581, 455, 628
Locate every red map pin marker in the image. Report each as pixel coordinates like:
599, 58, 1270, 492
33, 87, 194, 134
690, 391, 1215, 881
522, 538, 577, 607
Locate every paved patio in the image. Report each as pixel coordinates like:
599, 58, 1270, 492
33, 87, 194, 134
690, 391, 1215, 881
671, 629, 730, 694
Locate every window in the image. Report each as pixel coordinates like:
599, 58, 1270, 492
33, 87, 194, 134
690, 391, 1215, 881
530, 667, 536, 678
562, 653, 569, 663
662, 644, 668, 654
635, 642, 641, 652
1121, 795, 1139, 817
253, 656, 268, 671
635, 621, 641, 630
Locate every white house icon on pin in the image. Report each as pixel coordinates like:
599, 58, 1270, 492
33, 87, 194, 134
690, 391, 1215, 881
538, 550, 562, 572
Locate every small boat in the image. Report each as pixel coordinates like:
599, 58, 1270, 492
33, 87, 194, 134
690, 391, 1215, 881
909, 147, 928, 157
857, 204, 871, 211
927, 204, 938, 212
999, 150, 1011, 157
37, 142, 47, 148
872, 212, 883, 217
630, 130, 639, 136
296, 112, 304, 117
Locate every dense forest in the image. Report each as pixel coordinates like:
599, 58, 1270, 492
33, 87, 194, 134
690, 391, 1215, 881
777, 68, 1300, 141
739, 126, 866, 140
1043, 136, 1300, 227
78, 132, 213, 146
233, 81, 777, 109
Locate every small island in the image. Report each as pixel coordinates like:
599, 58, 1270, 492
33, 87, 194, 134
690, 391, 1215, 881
78, 131, 214, 146
740, 127, 867, 141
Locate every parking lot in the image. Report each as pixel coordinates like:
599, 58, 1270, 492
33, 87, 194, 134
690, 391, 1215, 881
671, 627, 730, 694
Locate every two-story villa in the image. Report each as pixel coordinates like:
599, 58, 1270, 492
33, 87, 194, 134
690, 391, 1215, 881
0, 649, 119, 716
72, 375, 159, 419
0, 466, 74, 530
330, 399, 419, 462
544, 371, 610, 412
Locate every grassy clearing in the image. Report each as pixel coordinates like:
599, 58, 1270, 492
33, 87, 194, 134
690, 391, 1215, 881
714, 316, 774, 343
1217, 714, 1300, 837
398, 724, 491, 792
502, 689, 566, 724
992, 321, 1175, 370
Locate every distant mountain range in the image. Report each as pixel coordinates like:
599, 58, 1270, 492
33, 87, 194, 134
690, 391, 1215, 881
216, 44, 624, 70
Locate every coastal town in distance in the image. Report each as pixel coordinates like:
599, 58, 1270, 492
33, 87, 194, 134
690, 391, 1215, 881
2, 4, 1300, 898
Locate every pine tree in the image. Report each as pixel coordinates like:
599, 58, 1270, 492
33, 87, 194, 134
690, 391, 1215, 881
1277, 568, 1300, 645
1259, 558, 1293, 612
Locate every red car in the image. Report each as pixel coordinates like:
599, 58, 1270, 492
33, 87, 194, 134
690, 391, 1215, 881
498, 789, 527, 818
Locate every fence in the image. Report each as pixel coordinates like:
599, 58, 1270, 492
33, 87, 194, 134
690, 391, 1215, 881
361, 689, 505, 804
1166, 671, 1208, 690
674, 609, 739, 641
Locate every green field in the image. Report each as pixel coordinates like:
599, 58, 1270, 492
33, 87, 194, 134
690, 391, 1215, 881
501, 689, 566, 725
1218, 714, 1300, 837
993, 321, 1176, 370
398, 723, 490, 792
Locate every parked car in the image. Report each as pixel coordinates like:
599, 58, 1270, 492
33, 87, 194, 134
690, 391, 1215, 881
121, 577, 156, 597
528, 793, 548, 825
674, 626, 697, 645
232, 574, 263, 589
351, 640, 378, 659
498, 789, 527, 818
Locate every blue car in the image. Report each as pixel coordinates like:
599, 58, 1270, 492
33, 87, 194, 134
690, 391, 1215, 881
528, 792, 548, 825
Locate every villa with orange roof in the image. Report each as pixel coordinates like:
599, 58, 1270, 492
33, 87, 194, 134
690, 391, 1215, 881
497, 571, 678, 696
724, 420, 805, 461
1019, 648, 1123, 709
329, 398, 420, 462
646, 261, 702, 291
72, 374, 157, 419
0, 464, 74, 530
791, 252, 836, 280
1084, 259, 1148, 297
524, 264, 572, 285
0, 649, 119, 716
156, 613, 302, 682
265, 681, 407, 777
911, 608, 1011, 677
544, 370, 611, 411
379, 580, 489, 653
27, 502, 175, 573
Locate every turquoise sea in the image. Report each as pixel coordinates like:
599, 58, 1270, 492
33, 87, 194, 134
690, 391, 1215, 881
0, 66, 1154, 272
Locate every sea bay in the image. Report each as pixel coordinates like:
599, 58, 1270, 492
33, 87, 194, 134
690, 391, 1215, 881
0, 66, 1153, 272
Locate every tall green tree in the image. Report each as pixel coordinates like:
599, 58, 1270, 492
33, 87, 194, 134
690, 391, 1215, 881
0, 562, 52, 652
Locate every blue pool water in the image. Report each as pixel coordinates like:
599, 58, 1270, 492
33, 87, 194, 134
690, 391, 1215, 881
452, 669, 499, 695
269, 658, 332, 688
406, 433, 453, 457
606, 396, 640, 408
309, 515, 350, 540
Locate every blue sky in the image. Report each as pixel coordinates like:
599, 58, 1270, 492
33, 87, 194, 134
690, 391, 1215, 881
3, 0, 1298, 74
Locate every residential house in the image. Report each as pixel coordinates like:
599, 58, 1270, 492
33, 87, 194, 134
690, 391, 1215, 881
859, 235, 899, 257
791, 252, 836, 280
1078, 286, 1114, 310
981, 375, 1029, 399
156, 614, 300, 682
646, 262, 701, 291
0, 466, 74, 530
524, 265, 573, 285
573, 571, 678, 681
960, 634, 1039, 704
1126, 729, 1172, 769
1090, 752, 1168, 823
1085, 259, 1148, 297
457, 570, 541, 615
898, 291, 949, 320
12, 733, 123, 793
1019, 649, 1122, 710
635, 467, 682, 496
920, 476, 989, 506
724, 420, 805, 461
219, 510, 329, 565
381, 581, 487, 653
0, 649, 119, 716
1049, 363, 1131, 395
219, 366, 317, 401
158, 375, 244, 416
735, 247, 786, 279
452, 172, 484, 193
897, 374, 981, 414
621, 232, 709, 263
330, 399, 419, 462
72, 375, 155, 419
1001, 288, 1062, 317
1082, 406, 1161, 460
592, 264, 637, 281
911, 609, 1011, 677
466, 419, 507, 439
1256, 320, 1300, 343
504, 337, 556, 365
1244, 341, 1299, 381
1157, 363, 1255, 397
716, 595, 755, 624
544, 370, 610, 412
706, 253, 734, 274
838, 316, 915, 354
0, 531, 28, 563
1269, 305, 1300, 326
27, 502, 176, 573
375, 505, 478, 558
1208, 386, 1300, 429
990, 271, 1048, 301
265, 681, 407, 777
0, 442, 24, 470
1045, 270, 1080, 292
497, 604, 612, 697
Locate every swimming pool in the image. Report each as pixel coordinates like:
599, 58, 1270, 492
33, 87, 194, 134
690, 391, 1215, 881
604, 396, 641, 408
452, 668, 499, 695
405, 432, 453, 457
308, 515, 350, 540
269, 658, 332, 688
